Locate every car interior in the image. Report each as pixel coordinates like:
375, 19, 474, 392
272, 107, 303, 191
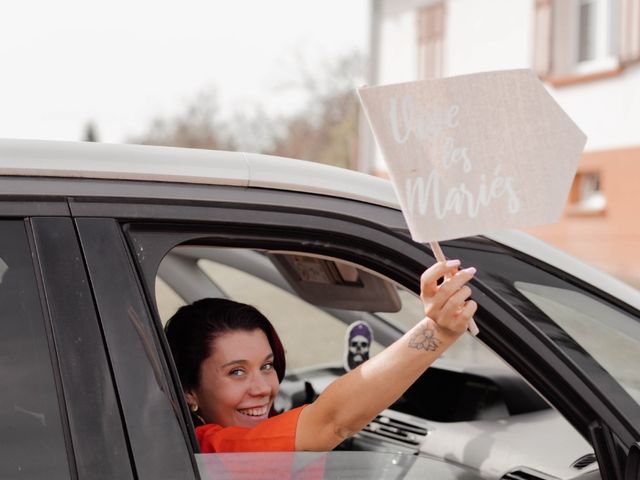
154, 245, 600, 479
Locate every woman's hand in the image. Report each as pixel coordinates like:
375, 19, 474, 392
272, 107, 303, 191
420, 260, 477, 339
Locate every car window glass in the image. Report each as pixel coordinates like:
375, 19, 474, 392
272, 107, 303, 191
516, 281, 640, 404
195, 451, 483, 479
0, 221, 71, 478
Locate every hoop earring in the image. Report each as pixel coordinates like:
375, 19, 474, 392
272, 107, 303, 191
190, 404, 206, 426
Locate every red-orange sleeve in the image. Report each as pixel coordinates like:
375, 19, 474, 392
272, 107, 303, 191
195, 406, 307, 453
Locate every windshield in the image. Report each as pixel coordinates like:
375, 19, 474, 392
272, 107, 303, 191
196, 451, 484, 479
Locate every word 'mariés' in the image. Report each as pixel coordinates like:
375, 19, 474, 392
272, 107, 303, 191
405, 164, 520, 219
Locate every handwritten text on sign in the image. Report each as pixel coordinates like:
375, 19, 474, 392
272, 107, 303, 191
388, 94, 520, 220
358, 70, 587, 243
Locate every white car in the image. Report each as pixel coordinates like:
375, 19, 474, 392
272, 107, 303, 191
1, 139, 639, 479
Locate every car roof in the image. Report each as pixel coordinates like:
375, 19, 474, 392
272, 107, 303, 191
1, 138, 638, 310
0, 138, 399, 208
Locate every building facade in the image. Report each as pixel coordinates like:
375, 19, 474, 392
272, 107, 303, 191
360, 0, 640, 286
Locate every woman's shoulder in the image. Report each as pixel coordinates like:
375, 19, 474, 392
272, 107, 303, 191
196, 406, 308, 453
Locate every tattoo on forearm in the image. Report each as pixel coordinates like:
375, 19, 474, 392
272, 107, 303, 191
408, 324, 441, 352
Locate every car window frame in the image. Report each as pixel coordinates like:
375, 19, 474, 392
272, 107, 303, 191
30, 216, 134, 480
75, 217, 199, 479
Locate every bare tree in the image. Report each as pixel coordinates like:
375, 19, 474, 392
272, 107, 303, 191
127, 52, 364, 171
129, 90, 235, 150
268, 52, 364, 169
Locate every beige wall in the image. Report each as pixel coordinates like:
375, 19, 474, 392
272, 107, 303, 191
527, 146, 640, 288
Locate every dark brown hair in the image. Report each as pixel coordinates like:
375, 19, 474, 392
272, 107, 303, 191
165, 298, 287, 397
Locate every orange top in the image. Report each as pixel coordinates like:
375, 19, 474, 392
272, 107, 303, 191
195, 406, 306, 453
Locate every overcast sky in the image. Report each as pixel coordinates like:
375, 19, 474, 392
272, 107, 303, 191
1, 1, 368, 143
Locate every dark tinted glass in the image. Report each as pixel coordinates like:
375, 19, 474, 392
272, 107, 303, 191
0, 221, 71, 478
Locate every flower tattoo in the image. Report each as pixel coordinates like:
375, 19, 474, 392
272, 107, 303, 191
408, 324, 441, 352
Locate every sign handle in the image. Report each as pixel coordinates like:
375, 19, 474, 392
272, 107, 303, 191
429, 241, 480, 336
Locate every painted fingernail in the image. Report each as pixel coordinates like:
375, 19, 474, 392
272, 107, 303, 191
446, 260, 461, 267
462, 267, 476, 275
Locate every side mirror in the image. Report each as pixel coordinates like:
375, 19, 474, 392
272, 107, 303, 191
625, 443, 640, 480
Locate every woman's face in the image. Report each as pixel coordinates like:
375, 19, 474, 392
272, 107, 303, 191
186, 328, 280, 428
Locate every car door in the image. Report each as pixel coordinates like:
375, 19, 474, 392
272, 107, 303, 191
0, 198, 133, 479
70, 181, 640, 479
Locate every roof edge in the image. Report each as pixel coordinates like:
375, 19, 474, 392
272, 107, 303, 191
0, 139, 399, 208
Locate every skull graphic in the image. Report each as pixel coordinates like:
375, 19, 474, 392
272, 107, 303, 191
344, 321, 374, 371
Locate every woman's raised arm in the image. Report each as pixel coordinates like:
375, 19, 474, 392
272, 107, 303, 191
294, 260, 477, 451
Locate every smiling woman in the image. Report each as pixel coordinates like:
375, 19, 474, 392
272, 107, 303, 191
199, 331, 278, 427
165, 299, 286, 422
165, 298, 311, 452
164, 261, 477, 453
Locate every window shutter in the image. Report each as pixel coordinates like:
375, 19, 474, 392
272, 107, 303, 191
416, 2, 445, 79
619, 0, 640, 65
533, 0, 554, 76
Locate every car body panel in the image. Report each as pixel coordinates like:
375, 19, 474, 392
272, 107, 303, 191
0, 139, 397, 208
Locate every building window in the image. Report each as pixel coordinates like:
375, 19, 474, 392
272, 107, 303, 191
575, 0, 617, 72
416, 2, 445, 79
534, 0, 639, 80
568, 171, 607, 214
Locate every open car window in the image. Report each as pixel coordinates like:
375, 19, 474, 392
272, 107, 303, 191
155, 246, 514, 372
197, 255, 387, 369
154, 243, 596, 479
